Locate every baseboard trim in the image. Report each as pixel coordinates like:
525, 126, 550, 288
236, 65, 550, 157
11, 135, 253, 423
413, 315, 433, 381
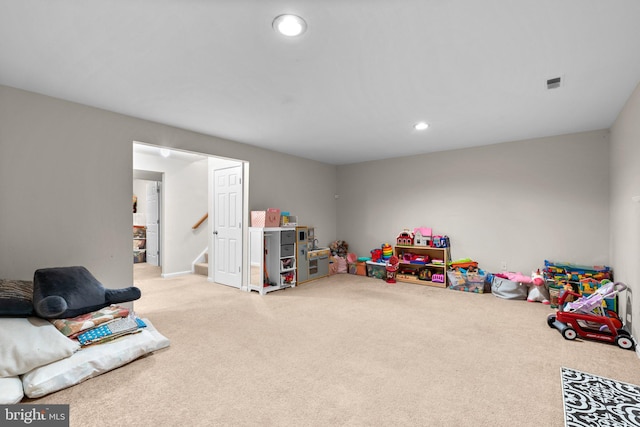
161, 270, 192, 279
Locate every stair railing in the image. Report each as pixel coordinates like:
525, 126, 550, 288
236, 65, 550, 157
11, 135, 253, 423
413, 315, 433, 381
192, 213, 208, 230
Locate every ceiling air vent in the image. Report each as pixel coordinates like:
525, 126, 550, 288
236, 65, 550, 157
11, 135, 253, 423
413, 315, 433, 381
547, 76, 562, 90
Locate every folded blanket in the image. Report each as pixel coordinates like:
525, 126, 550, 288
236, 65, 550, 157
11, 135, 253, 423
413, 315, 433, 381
51, 305, 129, 338
77, 317, 147, 346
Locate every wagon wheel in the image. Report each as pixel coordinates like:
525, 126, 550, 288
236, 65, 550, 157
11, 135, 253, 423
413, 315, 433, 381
547, 315, 556, 328
562, 327, 577, 341
616, 335, 635, 350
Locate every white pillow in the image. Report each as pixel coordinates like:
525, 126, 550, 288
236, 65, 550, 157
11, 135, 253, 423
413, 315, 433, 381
0, 376, 23, 404
0, 317, 79, 377
22, 319, 170, 398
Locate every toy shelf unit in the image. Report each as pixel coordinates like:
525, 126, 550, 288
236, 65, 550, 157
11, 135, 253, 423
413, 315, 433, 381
249, 227, 296, 295
393, 245, 449, 288
133, 226, 146, 263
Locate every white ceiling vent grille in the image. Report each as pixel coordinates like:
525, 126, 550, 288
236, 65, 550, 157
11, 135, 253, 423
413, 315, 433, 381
547, 76, 562, 90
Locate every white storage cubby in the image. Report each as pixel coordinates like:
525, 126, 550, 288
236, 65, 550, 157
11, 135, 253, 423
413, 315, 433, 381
249, 227, 297, 295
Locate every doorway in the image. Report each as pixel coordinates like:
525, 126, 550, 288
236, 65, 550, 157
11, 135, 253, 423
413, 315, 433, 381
133, 170, 163, 279
133, 142, 249, 288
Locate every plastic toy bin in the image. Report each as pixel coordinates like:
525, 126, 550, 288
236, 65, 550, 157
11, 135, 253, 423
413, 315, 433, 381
447, 269, 490, 293
366, 261, 386, 279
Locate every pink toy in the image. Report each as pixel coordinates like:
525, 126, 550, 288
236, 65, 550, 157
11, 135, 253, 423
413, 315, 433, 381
413, 227, 432, 246
501, 271, 533, 284
431, 273, 445, 283
528, 269, 550, 304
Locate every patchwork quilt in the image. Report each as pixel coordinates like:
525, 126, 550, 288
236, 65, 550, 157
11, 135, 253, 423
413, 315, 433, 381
51, 305, 130, 338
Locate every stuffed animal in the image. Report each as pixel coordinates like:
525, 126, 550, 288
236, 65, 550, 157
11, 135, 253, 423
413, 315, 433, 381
500, 271, 533, 284
527, 269, 550, 304
33, 266, 141, 319
329, 240, 349, 258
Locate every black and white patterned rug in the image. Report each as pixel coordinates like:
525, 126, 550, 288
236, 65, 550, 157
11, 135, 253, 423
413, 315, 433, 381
562, 367, 640, 426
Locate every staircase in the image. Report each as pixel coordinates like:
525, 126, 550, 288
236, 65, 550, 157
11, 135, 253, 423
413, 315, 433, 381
194, 253, 208, 276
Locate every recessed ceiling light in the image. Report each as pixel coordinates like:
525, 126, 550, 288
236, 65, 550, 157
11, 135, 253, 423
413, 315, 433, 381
414, 122, 429, 131
160, 148, 171, 158
273, 14, 307, 37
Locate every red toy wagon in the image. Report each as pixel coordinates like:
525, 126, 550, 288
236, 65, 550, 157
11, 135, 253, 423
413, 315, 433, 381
547, 282, 636, 350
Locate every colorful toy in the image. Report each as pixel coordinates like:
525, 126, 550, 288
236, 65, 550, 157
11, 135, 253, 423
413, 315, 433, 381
370, 248, 382, 263
497, 271, 533, 284
386, 256, 400, 283
329, 240, 349, 258
432, 235, 450, 248
527, 269, 550, 304
580, 279, 596, 294
281, 272, 295, 284
381, 243, 393, 260
396, 229, 414, 246
449, 258, 478, 269
413, 227, 432, 246
419, 269, 432, 281
431, 273, 445, 283
547, 282, 636, 350
544, 260, 612, 283
401, 252, 429, 264
411, 255, 428, 264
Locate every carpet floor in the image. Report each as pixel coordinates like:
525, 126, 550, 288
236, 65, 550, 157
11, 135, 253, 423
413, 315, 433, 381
26, 264, 640, 426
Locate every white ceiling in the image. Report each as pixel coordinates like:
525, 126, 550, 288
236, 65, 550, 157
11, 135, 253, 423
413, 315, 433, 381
2, 1, 640, 165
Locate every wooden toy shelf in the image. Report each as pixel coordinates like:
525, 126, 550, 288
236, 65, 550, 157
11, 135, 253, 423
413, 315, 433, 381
393, 245, 449, 288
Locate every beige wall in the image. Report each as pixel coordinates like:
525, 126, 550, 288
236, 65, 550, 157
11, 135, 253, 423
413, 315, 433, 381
337, 130, 610, 274
610, 80, 640, 343
0, 85, 337, 287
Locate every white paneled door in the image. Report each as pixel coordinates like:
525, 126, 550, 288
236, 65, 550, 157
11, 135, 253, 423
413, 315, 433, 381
213, 166, 242, 288
146, 181, 160, 266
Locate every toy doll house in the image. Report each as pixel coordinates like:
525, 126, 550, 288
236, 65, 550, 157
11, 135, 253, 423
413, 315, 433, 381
413, 227, 432, 246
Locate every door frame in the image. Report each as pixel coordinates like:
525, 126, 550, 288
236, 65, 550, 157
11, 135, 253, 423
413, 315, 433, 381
134, 142, 249, 288
145, 179, 162, 268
